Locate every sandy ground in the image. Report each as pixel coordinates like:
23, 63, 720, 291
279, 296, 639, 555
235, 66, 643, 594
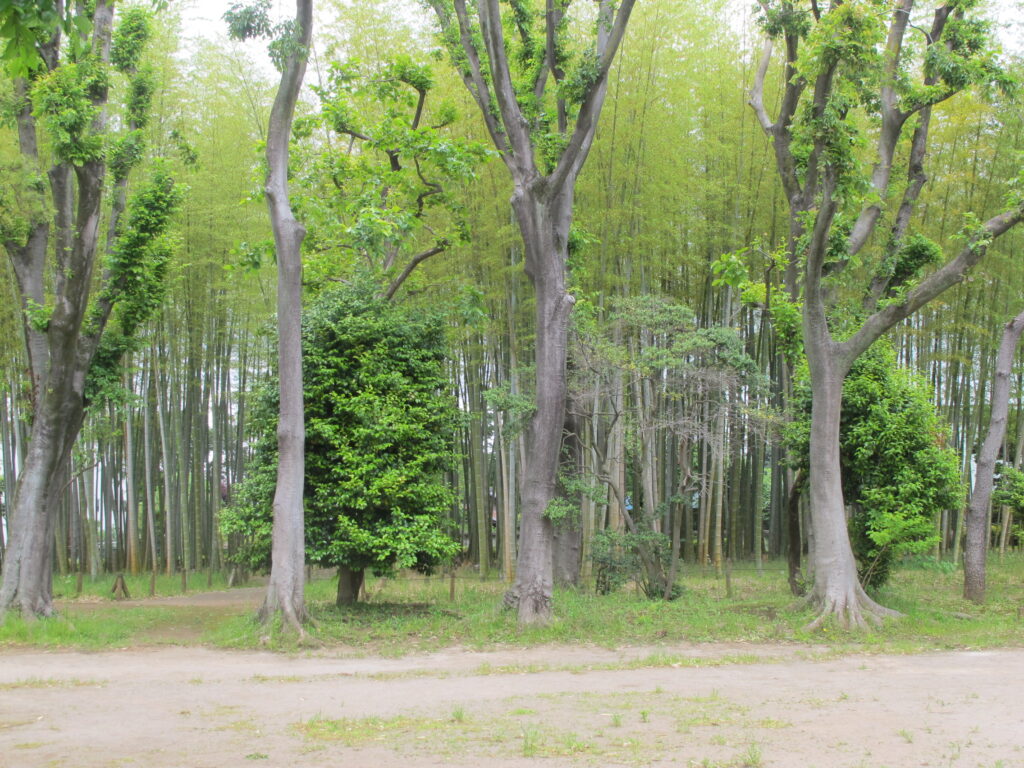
1, 594, 1023, 767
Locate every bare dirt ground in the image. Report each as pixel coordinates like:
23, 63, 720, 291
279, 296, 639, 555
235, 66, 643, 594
2, 591, 1023, 768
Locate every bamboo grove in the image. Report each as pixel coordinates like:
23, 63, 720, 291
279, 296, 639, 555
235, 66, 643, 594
1, 0, 1023, 618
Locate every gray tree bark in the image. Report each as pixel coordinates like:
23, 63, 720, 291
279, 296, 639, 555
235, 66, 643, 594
0, 3, 121, 619
750, 1, 1024, 628
963, 309, 1024, 603
259, 0, 314, 632
428, 0, 636, 625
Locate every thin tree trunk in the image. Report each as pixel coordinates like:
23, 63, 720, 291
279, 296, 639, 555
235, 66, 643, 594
259, 0, 313, 632
963, 309, 1024, 603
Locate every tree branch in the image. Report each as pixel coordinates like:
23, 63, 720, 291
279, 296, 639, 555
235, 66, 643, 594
843, 202, 1024, 366
848, 2, 952, 257
383, 242, 448, 301
427, 0, 508, 156
548, 0, 637, 195
749, 38, 774, 133
477, 0, 535, 176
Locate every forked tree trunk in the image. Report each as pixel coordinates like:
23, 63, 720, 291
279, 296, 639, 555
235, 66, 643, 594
0, 393, 81, 617
428, 0, 636, 626
964, 309, 1024, 603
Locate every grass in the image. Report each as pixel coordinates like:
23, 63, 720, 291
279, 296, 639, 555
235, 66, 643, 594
2, 555, 1023, 653
293, 688, 774, 765
0, 677, 103, 690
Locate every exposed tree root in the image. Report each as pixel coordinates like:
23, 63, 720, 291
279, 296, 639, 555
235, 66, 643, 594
501, 586, 519, 612
804, 582, 901, 631
259, 595, 308, 638
503, 583, 552, 626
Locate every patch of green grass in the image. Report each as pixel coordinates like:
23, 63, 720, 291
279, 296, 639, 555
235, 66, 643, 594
0, 603, 247, 650
0, 607, 165, 649
6, 555, 1024, 654
277, 554, 1018, 655
0, 677, 103, 690
295, 689, 779, 765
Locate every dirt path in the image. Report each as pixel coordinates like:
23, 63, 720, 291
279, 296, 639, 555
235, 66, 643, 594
2, 640, 1023, 768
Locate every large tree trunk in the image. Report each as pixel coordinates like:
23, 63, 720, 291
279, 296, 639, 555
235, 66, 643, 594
428, 0, 635, 626
0, 388, 82, 617
963, 309, 1024, 603
335, 565, 365, 607
553, 407, 584, 587
259, 0, 313, 632
503, 189, 574, 624
804, 327, 900, 630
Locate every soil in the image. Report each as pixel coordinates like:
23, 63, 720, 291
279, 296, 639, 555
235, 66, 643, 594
1, 589, 1023, 768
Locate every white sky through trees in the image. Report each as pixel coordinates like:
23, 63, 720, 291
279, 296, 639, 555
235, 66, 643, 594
176, 0, 1022, 76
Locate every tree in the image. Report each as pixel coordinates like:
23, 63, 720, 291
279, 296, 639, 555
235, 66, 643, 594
0, 3, 182, 618
222, 285, 461, 606
571, 294, 762, 597
963, 308, 1024, 603
292, 53, 489, 297
749, 0, 1024, 627
426, 0, 638, 625
226, 0, 314, 631
787, 340, 962, 590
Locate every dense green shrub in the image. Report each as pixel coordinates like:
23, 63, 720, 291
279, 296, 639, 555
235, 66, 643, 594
592, 528, 681, 600
221, 285, 460, 595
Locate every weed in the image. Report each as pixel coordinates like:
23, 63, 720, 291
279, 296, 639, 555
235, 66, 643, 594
521, 725, 541, 757
0, 677, 102, 690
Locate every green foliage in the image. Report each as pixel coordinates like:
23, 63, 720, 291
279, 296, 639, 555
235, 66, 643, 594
108, 129, 145, 183
923, 15, 1006, 94
295, 55, 489, 289
110, 8, 151, 74
887, 233, 943, 289
786, 341, 962, 589
87, 164, 184, 403
0, 0, 62, 78
125, 64, 156, 127
993, 465, 1024, 516
31, 56, 109, 165
0, 156, 48, 246
591, 528, 679, 600
225, 0, 307, 71
23, 297, 52, 332
757, 4, 811, 39
224, 0, 272, 41
222, 285, 461, 579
